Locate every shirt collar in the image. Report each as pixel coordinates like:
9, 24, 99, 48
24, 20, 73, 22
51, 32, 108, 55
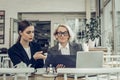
58, 43, 69, 50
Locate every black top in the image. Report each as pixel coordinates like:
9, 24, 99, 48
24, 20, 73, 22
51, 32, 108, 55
8, 42, 44, 69
45, 42, 83, 67
46, 55, 76, 68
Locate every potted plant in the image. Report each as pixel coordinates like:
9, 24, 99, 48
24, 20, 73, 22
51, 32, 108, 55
84, 17, 101, 47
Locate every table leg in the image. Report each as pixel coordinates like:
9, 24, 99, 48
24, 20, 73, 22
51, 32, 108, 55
14, 74, 17, 80
64, 74, 67, 80
3, 74, 6, 80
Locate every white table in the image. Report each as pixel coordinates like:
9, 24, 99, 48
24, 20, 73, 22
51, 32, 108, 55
0, 68, 35, 80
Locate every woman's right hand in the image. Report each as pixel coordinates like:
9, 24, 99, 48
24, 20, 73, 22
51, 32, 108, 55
33, 51, 47, 60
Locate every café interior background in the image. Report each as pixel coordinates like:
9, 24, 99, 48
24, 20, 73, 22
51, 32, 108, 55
0, 0, 120, 54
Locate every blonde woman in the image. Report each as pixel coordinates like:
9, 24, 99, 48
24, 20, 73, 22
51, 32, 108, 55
46, 24, 83, 68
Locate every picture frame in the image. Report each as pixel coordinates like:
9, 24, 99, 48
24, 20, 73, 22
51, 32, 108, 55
0, 10, 5, 44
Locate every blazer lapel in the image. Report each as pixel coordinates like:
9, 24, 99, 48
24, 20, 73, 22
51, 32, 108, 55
53, 44, 61, 55
29, 43, 35, 58
17, 43, 30, 61
69, 43, 77, 55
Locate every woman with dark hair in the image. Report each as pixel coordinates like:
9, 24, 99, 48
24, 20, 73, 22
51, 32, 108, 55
8, 20, 46, 69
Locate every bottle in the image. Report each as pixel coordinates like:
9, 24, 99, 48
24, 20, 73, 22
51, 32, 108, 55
49, 64, 53, 74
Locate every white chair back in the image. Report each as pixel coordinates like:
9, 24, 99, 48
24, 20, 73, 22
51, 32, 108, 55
57, 68, 120, 80
0, 68, 34, 80
104, 55, 120, 67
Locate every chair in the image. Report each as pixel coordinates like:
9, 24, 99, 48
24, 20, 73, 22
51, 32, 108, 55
0, 54, 8, 68
104, 55, 120, 67
57, 68, 120, 80
2, 57, 13, 68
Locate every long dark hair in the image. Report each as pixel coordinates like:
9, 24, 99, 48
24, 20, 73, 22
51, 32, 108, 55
17, 20, 32, 42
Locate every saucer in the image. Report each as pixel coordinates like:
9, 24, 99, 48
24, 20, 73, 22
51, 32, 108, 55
35, 68, 46, 74
42, 73, 57, 77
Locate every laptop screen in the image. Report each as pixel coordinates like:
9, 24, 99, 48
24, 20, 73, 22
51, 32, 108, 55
45, 55, 76, 68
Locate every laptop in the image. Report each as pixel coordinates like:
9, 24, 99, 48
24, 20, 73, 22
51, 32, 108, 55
71, 51, 104, 78
76, 51, 103, 68
45, 55, 76, 68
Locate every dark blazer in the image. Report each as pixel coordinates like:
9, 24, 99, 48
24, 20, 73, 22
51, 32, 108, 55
47, 42, 83, 55
8, 42, 44, 69
45, 42, 83, 67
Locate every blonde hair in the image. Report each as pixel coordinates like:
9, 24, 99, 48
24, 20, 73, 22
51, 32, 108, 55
54, 24, 75, 42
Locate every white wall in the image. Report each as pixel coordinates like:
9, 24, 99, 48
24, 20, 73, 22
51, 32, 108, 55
0, 0, 96, 48
115, 0, 120, 11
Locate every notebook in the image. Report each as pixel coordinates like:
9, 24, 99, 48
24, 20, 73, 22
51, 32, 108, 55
45, 55, 76, 68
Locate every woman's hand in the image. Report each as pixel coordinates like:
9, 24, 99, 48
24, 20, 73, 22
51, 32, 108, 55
55, 64, 65, 73
56, 64, 65, 68
33, 51, 47, 60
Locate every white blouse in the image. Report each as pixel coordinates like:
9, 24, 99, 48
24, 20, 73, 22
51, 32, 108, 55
59, 43, 70, 55
24, 47, 31, 59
